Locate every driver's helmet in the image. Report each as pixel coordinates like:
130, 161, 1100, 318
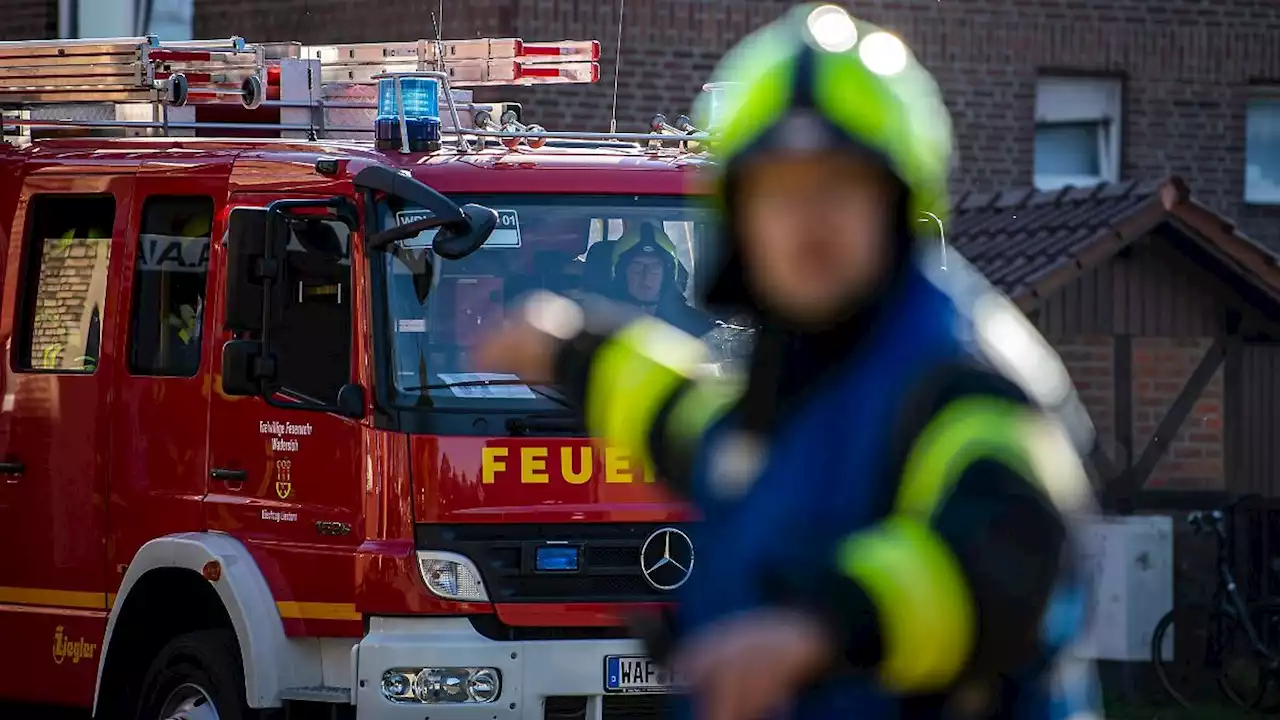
181, 211, 212, 238
610, 222, 680, 299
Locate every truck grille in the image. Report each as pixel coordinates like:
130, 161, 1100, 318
544, 695, 671, 720
416, 523, 683, 603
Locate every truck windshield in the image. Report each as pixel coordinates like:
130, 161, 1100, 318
377, 194, 752, 409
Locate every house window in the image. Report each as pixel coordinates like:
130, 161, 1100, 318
1245, 96, 1280, 205
143, 0, 195, 41
1034, 77, 1122, 190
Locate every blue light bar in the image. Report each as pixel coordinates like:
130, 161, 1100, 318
375, 76, 442, 152
535, 545, 580, 573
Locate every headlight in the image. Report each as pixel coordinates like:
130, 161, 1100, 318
416, 550, 489, 602
381, 667, 501, 704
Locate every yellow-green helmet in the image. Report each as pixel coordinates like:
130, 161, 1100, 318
694, 4, 953, 227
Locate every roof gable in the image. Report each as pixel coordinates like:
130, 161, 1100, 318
947, 177, 1280, 309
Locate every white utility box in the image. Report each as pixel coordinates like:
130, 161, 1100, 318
1076, 514, 1175, 661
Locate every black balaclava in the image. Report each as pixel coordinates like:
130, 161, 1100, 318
613, 223, 680, 307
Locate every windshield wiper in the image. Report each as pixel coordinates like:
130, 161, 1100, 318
506, 414, 585, 436
408, 379, 576, 411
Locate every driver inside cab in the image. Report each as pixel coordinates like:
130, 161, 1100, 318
608, 221, 714, 338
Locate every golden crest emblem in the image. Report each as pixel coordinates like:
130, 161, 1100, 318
275, 458, 293, 500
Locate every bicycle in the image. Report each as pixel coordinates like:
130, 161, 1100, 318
1151, 499, 1280, 711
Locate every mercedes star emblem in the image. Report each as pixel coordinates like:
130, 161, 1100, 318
640, 527, 695, 591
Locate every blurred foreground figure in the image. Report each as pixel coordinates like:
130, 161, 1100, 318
476, 4, 1103, 718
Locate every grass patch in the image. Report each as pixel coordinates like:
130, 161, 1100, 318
1107, 701, 1254, 719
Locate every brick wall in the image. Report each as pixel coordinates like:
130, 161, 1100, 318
1133, 338, 1224, 491
1054, 335, 1225, 492
0, 0, 57, 40
1056, 337, 1117, 462
185, 0, 1280, 249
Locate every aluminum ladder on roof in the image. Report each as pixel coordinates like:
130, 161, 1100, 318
0, 33, 713, 149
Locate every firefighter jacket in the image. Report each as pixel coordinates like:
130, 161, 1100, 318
548, 254, 1101, 719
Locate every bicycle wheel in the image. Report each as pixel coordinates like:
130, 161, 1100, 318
1152, 604, 1257, 708
1152, 604, 1211, 708
1219, 600, 1280, 713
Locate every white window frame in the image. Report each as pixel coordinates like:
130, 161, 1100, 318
143, 0, 195, 40
1034, 77, 1123, 191
1245, 91, 1280, 206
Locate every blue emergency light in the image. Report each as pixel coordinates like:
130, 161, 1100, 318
375, 76, 442, 152
534, 545, 580, 572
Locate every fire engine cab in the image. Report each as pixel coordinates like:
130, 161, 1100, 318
0, 33, 741, 720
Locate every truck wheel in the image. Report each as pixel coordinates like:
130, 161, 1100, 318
136, 629, 258, 720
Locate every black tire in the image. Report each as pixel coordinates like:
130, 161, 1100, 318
135, 629, 259, 720
1152, 605, 1197, 708
1222, 601, 1280, 714
1152, 604, 1257, 709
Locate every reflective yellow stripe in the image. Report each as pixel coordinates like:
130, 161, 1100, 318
896, 398, 1037, 518
897, 398, 1090, 518
665, 376, 743, 451
585, 317, 707, 474
838, 398, 1084, 693
0, 586, 108, 609
275, 601, 361, 622
837, 518, 974, 693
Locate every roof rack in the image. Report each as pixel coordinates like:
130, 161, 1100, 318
0, 33, 713, 152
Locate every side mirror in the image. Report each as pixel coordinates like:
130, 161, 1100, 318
225, 207, 287, 332
432, 204, 499, 260
336, 383, 365, 418
367, 203, 498, 260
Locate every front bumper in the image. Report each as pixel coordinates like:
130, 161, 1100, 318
355, 616, 671, 719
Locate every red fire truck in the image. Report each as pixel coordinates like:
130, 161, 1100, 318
0, 33, 737, 720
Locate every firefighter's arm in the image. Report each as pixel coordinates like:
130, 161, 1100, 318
803, 367, 1090, 694
536, 293, 740, 497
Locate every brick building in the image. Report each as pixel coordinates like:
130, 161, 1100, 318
191, 0, 1280, 249
4, 2, 1275, 244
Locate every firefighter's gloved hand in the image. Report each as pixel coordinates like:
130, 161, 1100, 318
472, 292, 581, 383
672, 608, 835, 720
628, 605, 679, 667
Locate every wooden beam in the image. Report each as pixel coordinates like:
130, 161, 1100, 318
1114, 334, 1134, 470
1110, 338, 1226, 502
1103, 334, 1135, 513
1132, 489, 1230, 512
1224, 311, 1242, 496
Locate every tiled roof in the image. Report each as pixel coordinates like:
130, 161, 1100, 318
946, 177, 1280, 306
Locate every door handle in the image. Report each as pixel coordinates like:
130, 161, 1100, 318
0, 461, 23, 476
210, 468, 247, 481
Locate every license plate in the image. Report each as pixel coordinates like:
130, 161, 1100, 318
604, 655, 681, 693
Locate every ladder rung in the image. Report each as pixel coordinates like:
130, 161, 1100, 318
0, 42, 150, 62
0, 89, 162, 104
0, 64, 143, 80
159, 37, 247, 51
0, 53, 143, 70
0, 76, 150, 90
305, 42, 423, 64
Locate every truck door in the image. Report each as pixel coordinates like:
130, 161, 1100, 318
204, 195, 365, 636
0, 173, 134, 706
106, 165, 229, 600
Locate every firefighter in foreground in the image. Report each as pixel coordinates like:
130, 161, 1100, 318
476, 5, 1102, 719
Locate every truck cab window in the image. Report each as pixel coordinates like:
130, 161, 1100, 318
128, 196, 214, 377
274, 217, 352, 404
16, 195, 115, 373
